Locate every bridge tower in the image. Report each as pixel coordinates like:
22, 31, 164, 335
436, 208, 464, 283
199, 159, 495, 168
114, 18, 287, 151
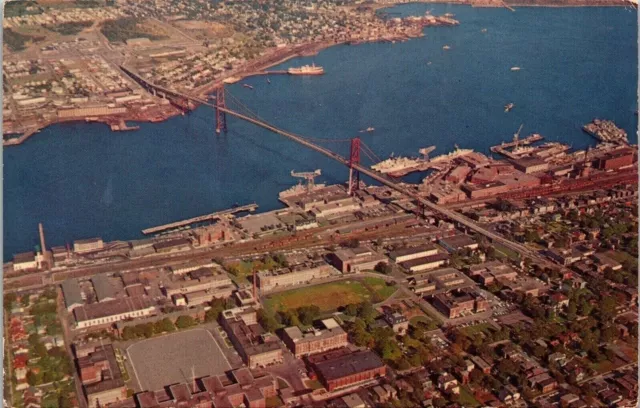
215, 86, 227, 134
348, 137, 361, 195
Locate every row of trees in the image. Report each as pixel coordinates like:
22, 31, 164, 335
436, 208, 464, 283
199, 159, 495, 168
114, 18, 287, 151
120, 316, 196, 340
257, 305, 322, 332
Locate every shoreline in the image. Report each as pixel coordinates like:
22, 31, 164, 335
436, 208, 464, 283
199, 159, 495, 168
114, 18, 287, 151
3, 1, 633, 146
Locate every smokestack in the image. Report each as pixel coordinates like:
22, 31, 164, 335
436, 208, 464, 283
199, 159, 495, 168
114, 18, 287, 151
38, 223, 46, 255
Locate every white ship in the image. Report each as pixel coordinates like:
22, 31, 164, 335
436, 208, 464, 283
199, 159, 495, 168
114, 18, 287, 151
288, 63, 324, 75
371, 155, 423, 174
279, 183, 326, 199
429, 146, 474, 163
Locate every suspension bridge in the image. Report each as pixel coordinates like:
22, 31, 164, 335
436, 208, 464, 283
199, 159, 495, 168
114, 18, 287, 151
120, 65, 542, 261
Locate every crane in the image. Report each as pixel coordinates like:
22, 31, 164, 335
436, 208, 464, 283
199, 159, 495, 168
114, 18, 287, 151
290, 169, 321, 192
419, 146, 436, 161
512, 124, 524, 146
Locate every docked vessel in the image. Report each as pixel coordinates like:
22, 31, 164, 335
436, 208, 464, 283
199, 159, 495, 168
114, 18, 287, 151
504, 103, 515, 112
279, 183, 327, 199
582, 119, 628, 144
429, 146, 474, 163
371, 155, 424, 174
288, 64, 324, 75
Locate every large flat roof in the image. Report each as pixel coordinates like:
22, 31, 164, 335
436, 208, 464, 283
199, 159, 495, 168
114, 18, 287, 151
91, 274, 117, 302
61, 279, 83, 308
313, 349, 384, 381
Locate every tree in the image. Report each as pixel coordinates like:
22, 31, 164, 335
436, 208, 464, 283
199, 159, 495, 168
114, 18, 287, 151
257, 309, 279, 333
140, 323, 154, 338
4, 293, 16, 311
206, 298, 227, 322
26, 370, 39, 386
374, 262, 392, 274
598, 297, 617, 321
122, 326, 138, 340
156, 318, 176, 333
175, 315, 195, 329
297, 305, 320, 326
344, 303, 359, 316
357, 301, 375, 325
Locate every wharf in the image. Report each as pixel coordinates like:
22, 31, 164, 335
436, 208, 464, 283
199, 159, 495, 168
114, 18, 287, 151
110, 119, 140, 132
142, 203, 258, 235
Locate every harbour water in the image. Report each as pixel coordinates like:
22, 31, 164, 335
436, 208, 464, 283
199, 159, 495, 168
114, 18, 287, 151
3, 4, 637, 261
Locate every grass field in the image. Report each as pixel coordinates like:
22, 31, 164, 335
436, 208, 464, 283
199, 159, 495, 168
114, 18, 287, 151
460, 322, 493, 337
494, 243, 521, 261
264, 278, 396, 313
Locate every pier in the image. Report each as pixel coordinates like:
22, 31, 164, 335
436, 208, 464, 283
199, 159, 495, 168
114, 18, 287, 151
142, 203, 258, 235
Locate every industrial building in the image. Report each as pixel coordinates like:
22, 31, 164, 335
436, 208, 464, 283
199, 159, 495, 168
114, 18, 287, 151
388, 244, 439, 263
256, 261, 334, 292
281, 318, 348, 358
308, 348, 386, 391
12, 252, 38, 271
594, 148, 636, 170
73, 238, 104, 254
400, 253, 449, 273
61, 279, 84, 311
163, 267, 232, 297
73, 297, 156, 329
438, 235, 479, 253
329, 246, 387, 273
153, 238, 192, 254
91, 275, 117, 302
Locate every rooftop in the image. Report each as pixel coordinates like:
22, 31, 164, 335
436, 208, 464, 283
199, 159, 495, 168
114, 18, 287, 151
311, 348, 385, 381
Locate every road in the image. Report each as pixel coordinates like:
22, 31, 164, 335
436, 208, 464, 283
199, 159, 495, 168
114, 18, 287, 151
56, 288, 87, 408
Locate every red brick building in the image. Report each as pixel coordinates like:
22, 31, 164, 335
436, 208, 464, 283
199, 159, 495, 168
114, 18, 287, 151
595, 148, 636, 170
308, 348, 386, 391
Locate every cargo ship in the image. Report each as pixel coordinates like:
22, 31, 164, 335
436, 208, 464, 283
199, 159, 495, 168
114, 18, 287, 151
288, 64, 324, 76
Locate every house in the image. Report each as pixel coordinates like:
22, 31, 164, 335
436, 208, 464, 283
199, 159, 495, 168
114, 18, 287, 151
437, 373, 459, 394
383, 311, 409, 335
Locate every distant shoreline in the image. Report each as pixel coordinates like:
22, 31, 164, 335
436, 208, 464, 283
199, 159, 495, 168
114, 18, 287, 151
4, 1, 633, 146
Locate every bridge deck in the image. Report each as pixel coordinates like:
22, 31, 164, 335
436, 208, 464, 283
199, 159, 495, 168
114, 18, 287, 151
142, 203, 258, 235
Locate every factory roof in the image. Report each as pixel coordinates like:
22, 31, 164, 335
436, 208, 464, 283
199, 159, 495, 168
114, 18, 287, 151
400, 253, 449, 268
312, 349, 385, 381
389, 244, 437, 259
153, 238, 191, 251
74, 296, 154, 323
61, 279, 84, 309
91, 274, 117, 302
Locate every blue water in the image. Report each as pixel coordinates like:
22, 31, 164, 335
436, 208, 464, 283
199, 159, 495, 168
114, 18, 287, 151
4, 5, 637, 261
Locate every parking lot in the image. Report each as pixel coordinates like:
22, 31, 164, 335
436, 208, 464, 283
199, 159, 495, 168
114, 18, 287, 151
127, 328, 232, 392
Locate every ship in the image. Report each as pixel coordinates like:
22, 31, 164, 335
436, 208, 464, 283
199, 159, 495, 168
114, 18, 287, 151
243, 84, 254, 90
442, 45, 451, 50
481, 28, 488, 33
371, 155, 424, 174
279, 183, 327, 199
359, 127, 375, 133
504, 103, 515, 112
429, 146, 474, 163
288, 63, 324, 75
510, 66, 521, 71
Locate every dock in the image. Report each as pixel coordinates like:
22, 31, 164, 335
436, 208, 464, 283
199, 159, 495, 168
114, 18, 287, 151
142, 203, 258, 235
110, 119, 140, 132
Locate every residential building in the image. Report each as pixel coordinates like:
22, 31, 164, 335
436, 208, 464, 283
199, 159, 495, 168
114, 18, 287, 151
383, 312, 409, 335
77, 344, 126, 408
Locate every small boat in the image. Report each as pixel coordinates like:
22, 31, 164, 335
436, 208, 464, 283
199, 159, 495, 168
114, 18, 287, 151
481, 28, 488, 33
510, 66, 521, 71
359, 127, 375, 133
243, 84, 254, 90
427, 61, 432, 65
444, 13, 455, 17
442, 45, 451, 50
267, 78, 271, 84
504, 103, 515, 112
